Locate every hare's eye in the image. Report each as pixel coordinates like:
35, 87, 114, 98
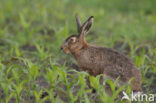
70, 37, 76, 43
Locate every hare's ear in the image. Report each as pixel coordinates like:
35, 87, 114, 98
75, 14, 82, 33
79, 16, 94, 39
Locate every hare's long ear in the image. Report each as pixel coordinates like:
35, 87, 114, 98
79, 16, 94, 40
75, 14, 82, 33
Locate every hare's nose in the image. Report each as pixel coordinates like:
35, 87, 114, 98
60, 46, 63, 50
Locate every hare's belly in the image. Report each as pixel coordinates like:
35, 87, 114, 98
76, 52, 133, 80
78, 58, 132, 79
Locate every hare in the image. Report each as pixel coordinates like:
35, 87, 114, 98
60, 14, 142, 92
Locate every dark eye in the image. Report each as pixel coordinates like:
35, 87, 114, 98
70, 38, 76, 43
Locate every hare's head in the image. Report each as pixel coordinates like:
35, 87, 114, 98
61, 14, 94, 54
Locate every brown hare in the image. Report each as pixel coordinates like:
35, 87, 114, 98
60, 14, 142, 93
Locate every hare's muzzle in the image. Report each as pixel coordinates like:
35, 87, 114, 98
60, 46, 63, 51
60, 45, 65, 51
60, 45, 70, 54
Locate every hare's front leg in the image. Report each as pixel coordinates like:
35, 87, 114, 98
86, 76, 96, 93
86, 76, 112, 95
105, 83, 112, 96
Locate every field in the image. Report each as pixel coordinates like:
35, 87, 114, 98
0, 0, 156, 103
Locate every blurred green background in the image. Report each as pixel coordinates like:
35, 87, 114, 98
0, 0, 156, 103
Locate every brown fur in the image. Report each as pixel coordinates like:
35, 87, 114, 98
61, 14, 142, 92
